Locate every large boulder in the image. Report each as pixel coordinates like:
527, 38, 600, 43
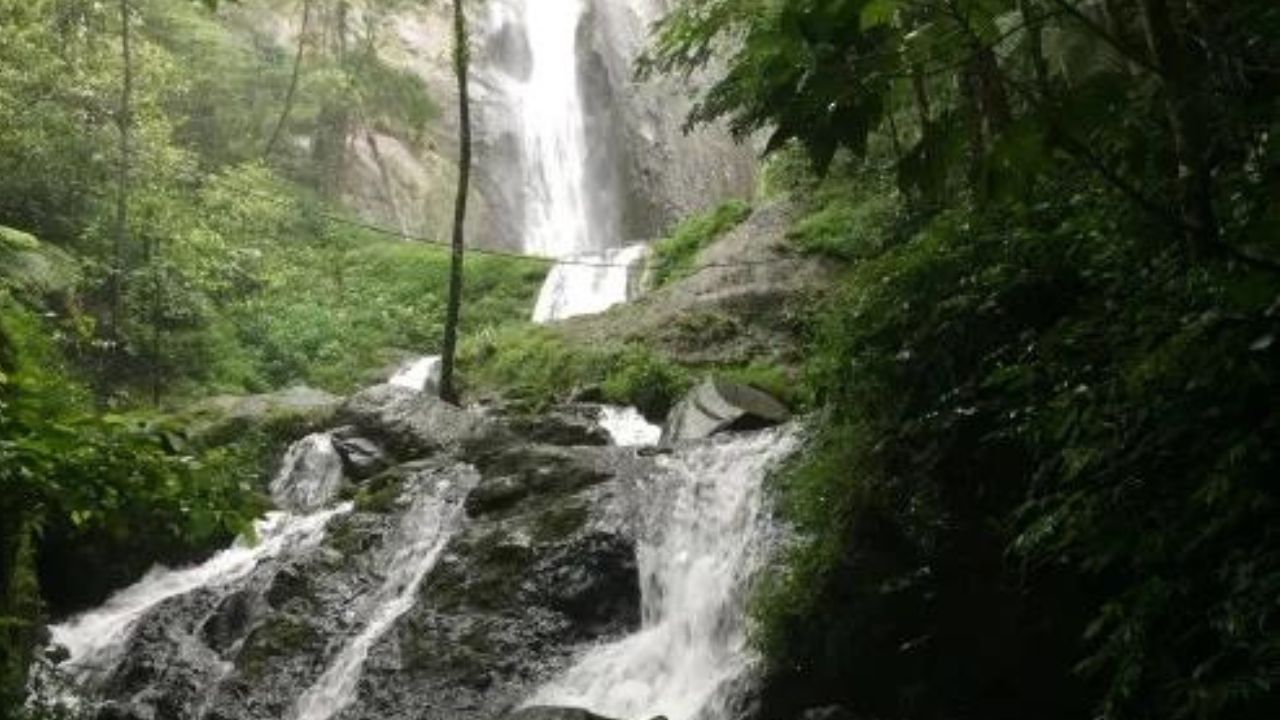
339, 384, 498, 458
662, 377, 791, 444
184, 385, 343, 447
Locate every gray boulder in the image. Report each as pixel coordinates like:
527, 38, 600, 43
662, 377, 791, 443
339, 384, 497, 459
330, 429, 391, 481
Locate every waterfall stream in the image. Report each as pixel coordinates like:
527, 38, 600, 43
527, 429, 798, 720
487, 0, 641, 323
290, 473, 476, 720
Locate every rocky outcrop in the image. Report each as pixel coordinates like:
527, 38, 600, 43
64, 405, 658, 720
555, 199, 834, 371
339, 384, 498, 458
663, 377, 792, 444
184, 386, 343, 446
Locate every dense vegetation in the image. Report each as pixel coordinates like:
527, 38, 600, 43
2, 0, 1277, 718
639, 0, 1279, 718
0, 0, 540, 707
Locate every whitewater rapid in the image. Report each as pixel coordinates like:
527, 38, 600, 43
529, 428, 798, 720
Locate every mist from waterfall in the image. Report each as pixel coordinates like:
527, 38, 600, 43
528, 428, 799, 720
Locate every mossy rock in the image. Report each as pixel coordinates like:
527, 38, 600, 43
353, 471, 408, 514
236, 614, 323, 679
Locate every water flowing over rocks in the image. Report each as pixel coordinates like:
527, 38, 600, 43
29, 378, 799, 720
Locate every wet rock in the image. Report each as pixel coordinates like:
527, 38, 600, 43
467, 445, 613, 519
331, 430, 391, 481
264, 565, 312, 610
93, 701, 153, 720
200, 589, 259, 654
663, 377, 791, 443
340, 384, 498, 458
498, 708, 620, 720
502, 406, 611, 447
531, 532, 640, 634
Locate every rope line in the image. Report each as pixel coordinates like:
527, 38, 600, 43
38, 173, 814, 271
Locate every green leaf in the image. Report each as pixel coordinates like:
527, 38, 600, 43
860, 0, 898, 29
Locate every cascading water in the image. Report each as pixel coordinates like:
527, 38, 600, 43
529, 427, 799, 720
271, 433, 347, 513
291, 470, 476, 720
389, 355, 442, 394
598, 405, 663, 447
38, 437, 354, 701
488, 0, 643, 323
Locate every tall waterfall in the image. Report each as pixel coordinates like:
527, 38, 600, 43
489, 0, 644, 323
529, 428, 799, 720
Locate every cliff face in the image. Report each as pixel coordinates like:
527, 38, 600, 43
248, 0, 755, 250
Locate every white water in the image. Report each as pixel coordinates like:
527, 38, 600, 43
41, 434, 353, 698
529, 428, 798, 720
271, 433, 347, 513
389, 355, 442, 394
509, 0, 593, 259
533, 244, 649, 323
49, 506, 348, 687
492, 0, 639, 323
291, 476, 471, 720
599, 405, 662, 447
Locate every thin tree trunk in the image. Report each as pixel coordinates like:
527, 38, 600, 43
911, 63, 931, 133
439, 0, 470, 405
110, 0, 133, 339
1137, 0, 1217, 253
265, 0, 312, 160
1018, 0, 1051, 94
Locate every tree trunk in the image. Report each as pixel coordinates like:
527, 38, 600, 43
110, 0, 133, 339
911, 64, 931, 134
1137, 0, 1217, 254
439, 0, 470, 405
1019, 0, 1051, 94
265, 0, 312, 160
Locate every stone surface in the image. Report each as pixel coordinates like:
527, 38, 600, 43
663, 377, 792, 443
74, 438, 657, 720
501, 406, 611, 447
555, 200, 833, 375
332, 431, 392, 481
339, 384, 498, 459
498, 708, 620, 720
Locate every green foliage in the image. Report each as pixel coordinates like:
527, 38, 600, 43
786, 170, 904, 261
460, 325, 697, 420
0, 294, 265, 700
754, 173, 1280, 720
648, 200, 752, 287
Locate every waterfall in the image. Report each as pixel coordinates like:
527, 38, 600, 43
528, 427, 799, 720
42, 435, 355, 696
598, 405, 662, 447
532, 244, 648, 324
389, 355, 442, 394
271, 433, 347, 513
291, 473, 474, 720
489, 0, 639, 323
